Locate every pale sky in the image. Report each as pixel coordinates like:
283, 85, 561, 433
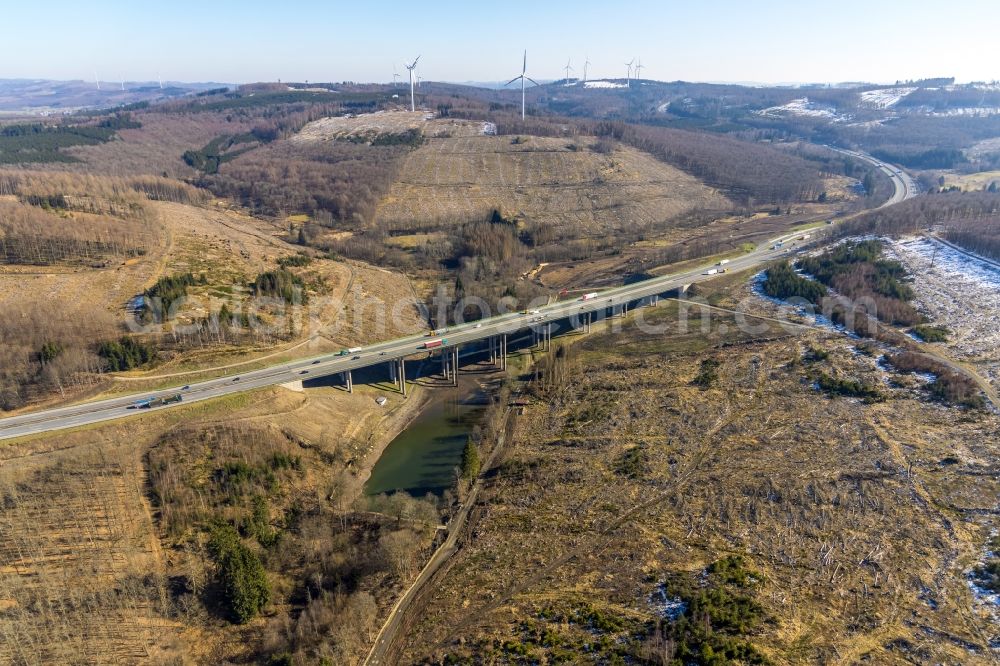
1, 0, 997, 85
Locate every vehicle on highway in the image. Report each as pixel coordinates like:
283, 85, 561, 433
422, 338, 447, 349
181, 385, 190, 390
529, 309, 540, 314
300, 370, 309, 374
580, 292, 599, 301
338, 347, 362, 356
704, 268, 719, 275
717, 260, 730, 266
143, 394, 183, 409
232, 377, 240, 382
474, 322, 483, 328
352, 355, 361, 360
129, 397, 155, 409
379, 351, 387, 355
428, 328, 448, 336
312, 360, 321, 365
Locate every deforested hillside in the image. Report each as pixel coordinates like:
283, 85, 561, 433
399, 272, 1000, 665
375, 132, 729, 249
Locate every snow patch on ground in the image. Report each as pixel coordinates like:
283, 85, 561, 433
649, 584, 687, 621
858, 87, 916, 108
886, 237, 1000, 388
967, 530, 999, 647
583, 80, 627, 89
758, 97, 843, 120
480, 122, 497, 136
749, 271, 859, 338
923, 107, 1000, 117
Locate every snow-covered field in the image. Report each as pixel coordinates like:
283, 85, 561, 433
582, 80, 627, 89
757, 97, 843, 120
887, 237, 1000, 387
923, 106, 1000, 117
858, 87, 916, 108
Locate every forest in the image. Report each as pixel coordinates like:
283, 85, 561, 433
590, 121, 826, 204
201, 138, 409, 224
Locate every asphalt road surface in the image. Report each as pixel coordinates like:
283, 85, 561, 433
0, 149, 915, 442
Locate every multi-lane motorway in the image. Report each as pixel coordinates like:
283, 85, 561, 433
0, 149, 916, 442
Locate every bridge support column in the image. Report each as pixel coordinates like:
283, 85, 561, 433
489, 336, 496, 364
400, 358, 407, 396
621, 303, 628, 318
501, 334, 507, 370
452, 347, 459, 386
545, 323, 552, 350
389, 359, 397, 385
441, 349, 448, 380
343, 370, 353, 393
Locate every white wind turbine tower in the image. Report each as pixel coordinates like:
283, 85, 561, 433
505, 50, 539, 120
405, 56, 420, 111
634, 58, 644, 82
583, 56, 591, 84
95, 71, 101, 91
393, 64, 401, 88
624, 58, 634, 88
563, 58, 574, 83
158, 72, 163, 89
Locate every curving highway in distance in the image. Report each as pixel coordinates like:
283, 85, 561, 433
0, 149, 916, 442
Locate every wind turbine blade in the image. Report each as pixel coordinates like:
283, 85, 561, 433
525, 76, 540, 87
523, 50, 527, 74
504, 76, 522, 87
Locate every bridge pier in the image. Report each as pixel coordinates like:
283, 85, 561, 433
500, 334, 507, 370
400, 358, 407, 396
341, 369, 353, 393
452, 347, 459, 386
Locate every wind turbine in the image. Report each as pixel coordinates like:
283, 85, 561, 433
392, 64, 401, 88
505, 50, 539, 120
120, 76, 125, 92
625, 58, 634, 88
563, 58, 574, 83
635, 57, 644, 82
583, 56, 591, 84
416, 74, 423, 88
95, 71, 101, 91
405, 55, 420, 111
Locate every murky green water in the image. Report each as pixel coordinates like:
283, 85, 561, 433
364, 397, 484, 497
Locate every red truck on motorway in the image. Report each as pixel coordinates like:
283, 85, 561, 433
422, 338, 447, 349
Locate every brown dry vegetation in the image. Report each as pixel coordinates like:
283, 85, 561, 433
0, 379, 440, 665
0, 429, 179, 664
376, 134, 729, 254
62, 112, 258, 178
398, 277, 1000, 664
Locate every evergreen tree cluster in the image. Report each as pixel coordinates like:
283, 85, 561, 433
208, 523, 270, 624
97, 336, 157, 371
251, 269, 307, 304
761, 261, 827, 303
